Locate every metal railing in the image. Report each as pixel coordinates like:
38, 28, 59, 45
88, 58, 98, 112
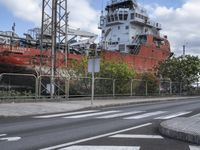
0, 73, 200, 101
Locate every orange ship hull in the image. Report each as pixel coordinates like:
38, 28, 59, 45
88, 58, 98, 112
0, 35, 171, 74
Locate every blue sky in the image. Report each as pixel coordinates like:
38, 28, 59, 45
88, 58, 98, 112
0, 4, 35, 36
1, 0, 200, 56
0, 0, 183, 36
91, 0, 183, 10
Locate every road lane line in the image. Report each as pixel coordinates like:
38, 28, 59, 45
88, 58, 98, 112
189, 145, 200, 150
60, 145, 140, 150
124, 111, 166, 119
0, 134, 6, 137
155, 112, 191, 120
110, 134, 164, 139
96, 111, 144, 119
40, 123, 152, 150
63, 111, 120, 119
34, 110, 99, 118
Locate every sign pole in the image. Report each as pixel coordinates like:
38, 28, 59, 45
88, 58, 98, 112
91, 58, 95, 105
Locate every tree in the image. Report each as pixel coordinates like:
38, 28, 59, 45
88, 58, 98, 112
137, 73, 159, 95
97, 60, 135, 79
157, 55, 200, 84
95, 60, 136, 95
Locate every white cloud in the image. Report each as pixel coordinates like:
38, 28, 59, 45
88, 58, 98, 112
0, 0, 42, 25
2, 0, 199, 56
145, 0, 200, 56
0, 0, 100, 35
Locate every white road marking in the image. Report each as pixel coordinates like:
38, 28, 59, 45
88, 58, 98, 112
0, 134, 7, 137
189, 145, 200, 150
40, 123, 152, 150
110, 134, 164, 139
155, 112, 192, 120
96, 111, 144, 119
60, 145, 140, 150
34, 110, 99, 118
0, 137, 21, 142
124, 111, 166, 119
190, 113, 200, 118
63, 111, 120, 119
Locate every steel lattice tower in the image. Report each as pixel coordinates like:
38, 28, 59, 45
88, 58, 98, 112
40, 0, 68, 98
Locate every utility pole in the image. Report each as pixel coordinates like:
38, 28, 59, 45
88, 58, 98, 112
50, 0, 57, 99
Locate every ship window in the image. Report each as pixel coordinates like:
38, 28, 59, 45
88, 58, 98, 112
119, 14, 123, 20
107, 16, 111, 23
118, 37, 120, 41
119, 44, 125, 52
114, 14, 118, 21
111, 15, 114, 22
124, 14, 128, 20
131, 13, 134, 19
125, 26, 129, 30
102, 30, 105, 34
118, 26, 120, 30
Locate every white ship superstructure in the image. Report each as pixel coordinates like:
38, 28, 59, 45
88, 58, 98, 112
99, 0, 162, 53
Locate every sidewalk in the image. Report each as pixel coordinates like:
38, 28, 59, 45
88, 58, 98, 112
0, 96, 199, 117
159, 116, 200, 145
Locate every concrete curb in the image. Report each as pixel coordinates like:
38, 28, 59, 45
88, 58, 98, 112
159, 117, 200, 145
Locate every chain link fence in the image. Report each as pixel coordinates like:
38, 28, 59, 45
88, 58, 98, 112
0, 73, 200, 101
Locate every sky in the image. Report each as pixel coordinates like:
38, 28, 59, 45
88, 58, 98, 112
0, 0, 199, 56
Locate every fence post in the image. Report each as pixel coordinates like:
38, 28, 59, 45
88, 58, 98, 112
65, 79, 69, 100
38, 77, 41, 98
130, 79, 133, 96
35, 77, 39, 100
180, 82, 182, 95
170, 81, 172, 95
159, 80, 161, 95
145, 81, 148, 96
113, 79, 116, 97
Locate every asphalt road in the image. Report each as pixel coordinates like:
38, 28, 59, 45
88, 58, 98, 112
1, 98, 200, 150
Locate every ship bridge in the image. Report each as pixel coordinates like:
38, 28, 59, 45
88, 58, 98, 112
106, 0, 137, 11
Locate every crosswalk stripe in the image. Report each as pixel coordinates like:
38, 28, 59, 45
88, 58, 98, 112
0, 134, 6, 137
190, 113, 200, 118
155, 112, 191, 120
96, 111, 144, 119
60, 145, 140, 150
124, 111, 166, 119
34, 110, 99, 119
110, 134, 164, 139
63, 111, 120, 119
